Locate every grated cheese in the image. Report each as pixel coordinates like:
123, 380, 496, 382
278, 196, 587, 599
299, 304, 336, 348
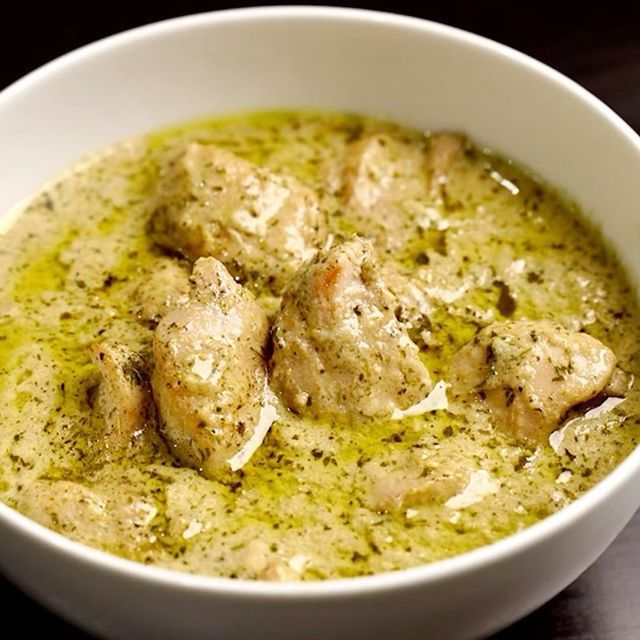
445, 470, 500, 510
391, 380, 450, 419
227, 386, 279, 471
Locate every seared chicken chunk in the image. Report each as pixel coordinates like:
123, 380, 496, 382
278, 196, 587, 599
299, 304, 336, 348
341, 134, 430, 251
270, 238, 432, 420
242, 540, 302, 581
365, 449, 469, 513
451, 320, 617, 441
339, 133, 463, 251
151, 143, 325, 292
90, 342, 160, 456
18, 480, 158, 553
151, 257, 270, 478
425, 133, 465, 204
133, 257, 190, 324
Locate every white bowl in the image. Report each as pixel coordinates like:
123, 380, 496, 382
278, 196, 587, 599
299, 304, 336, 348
1, 7, 639, 640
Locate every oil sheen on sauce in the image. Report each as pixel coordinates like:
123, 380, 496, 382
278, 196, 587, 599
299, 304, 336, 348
0, 111, 638, 580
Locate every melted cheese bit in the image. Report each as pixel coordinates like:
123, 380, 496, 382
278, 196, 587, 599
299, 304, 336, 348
132, 502, 158, 527
322, 233, 335, 252
424, 284, 469, 304
445, 470, 500, 510
549, 429, 565, 454
183, 520, 203, 540
549, 396, 626, 454
227, 386, 279, 471
489, 169, 520, 195
584, 396, 625, 419
391, 380, 449, 419
192, 355, 214, 380
288, 554, 311, 574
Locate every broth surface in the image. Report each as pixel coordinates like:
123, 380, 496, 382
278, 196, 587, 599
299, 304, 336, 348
0, 111, 638, 579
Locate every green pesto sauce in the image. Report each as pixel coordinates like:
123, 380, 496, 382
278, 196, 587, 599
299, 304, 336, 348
0, 111, 639, 580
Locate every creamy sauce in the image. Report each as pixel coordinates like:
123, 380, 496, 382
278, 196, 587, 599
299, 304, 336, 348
0, 111, 639, 580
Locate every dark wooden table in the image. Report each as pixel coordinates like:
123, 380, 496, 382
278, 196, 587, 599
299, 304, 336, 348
1, 3, 639, 638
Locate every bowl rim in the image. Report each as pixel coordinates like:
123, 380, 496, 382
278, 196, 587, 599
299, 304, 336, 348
1, 5, 640, 600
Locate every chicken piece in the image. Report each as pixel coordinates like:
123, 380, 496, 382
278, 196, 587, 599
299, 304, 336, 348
340, 134, 431, 251
241, 540, 302, 582
20, 480, 108, 534
17, 480, 158, 553
133, 257, 190, 324
603, 367, 633, 397
339, 133, 464, 252
450, 320, 617, 441
151, 257, 270, 478
90, 342, 161, 456
425, 133, 465, 204
365, 449, 469, 513
270, 238, 432, 420
150, 143, 325, 292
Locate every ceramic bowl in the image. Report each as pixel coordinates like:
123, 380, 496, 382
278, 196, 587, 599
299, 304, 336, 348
1, 7, 639, 640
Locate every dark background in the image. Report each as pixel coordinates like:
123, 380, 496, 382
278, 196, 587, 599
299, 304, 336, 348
1, 3, 639, 639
